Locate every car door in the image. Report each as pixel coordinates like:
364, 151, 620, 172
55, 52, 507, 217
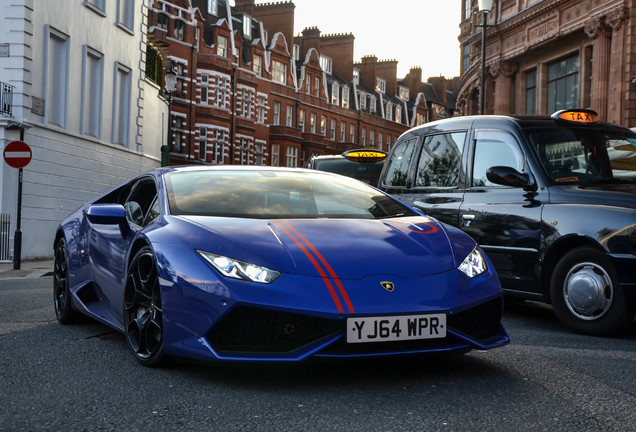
88, 176, 159, 324
459, 129, 546, 296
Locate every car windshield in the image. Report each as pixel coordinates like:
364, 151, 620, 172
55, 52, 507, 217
164, 169, 417, 219
312, 158, 385, 186
525, 126, 636, 184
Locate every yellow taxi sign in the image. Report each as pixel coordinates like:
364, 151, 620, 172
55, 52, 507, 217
342, 149, 388, 163
551, 109, 598, 124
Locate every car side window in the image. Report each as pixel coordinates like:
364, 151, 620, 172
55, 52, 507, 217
472, 131, 524, 187
382, 137, 418, 187
124, 178, 158, 227
415, 132, 466, 187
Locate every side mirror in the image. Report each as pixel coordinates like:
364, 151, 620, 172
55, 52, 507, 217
486, 166, 537, 191
86, 204, 132, 236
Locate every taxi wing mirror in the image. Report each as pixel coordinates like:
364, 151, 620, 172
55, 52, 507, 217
486, 166, 537, 191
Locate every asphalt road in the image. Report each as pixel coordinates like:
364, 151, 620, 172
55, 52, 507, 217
1, 277, 635, 432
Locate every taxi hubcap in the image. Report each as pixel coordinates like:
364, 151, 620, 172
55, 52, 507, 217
563, 262, 612, 320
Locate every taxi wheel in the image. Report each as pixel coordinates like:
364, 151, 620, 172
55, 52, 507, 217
550, 247, 632, 336
123, 246, 169, 367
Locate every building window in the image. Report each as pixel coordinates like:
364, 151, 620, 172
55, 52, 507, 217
320, 115, 326, 136
286, 104, 293, 126
387, 135, 392, 151
271, 144, 280, 166
286, 146, 298, 167
240, 88, 253, 118
320, 55, 332, 73
547, 54, 579, 113
353, 69, 360, 85
306, 74, 311, 94
315, 77, 320, 97
359, 92, 367, 110
273, 101, 281, 125
349, 124, 355, 142
200, 74, 209, 103
293, 44, 300, 61
174, 20, 185, 40
331, 83, 339, 105
462, 45, 470, 74
118, 0, 134, 30
253, 55, 262, 76
243, 15, 252, 39
310, 113, 317, 133
386, 103, 393, 121
207, 0, 217, 15
199, 127, 207, 160
369, 95, 376, 114
299, 109, 305, 131
217, 36, 227, 57
526, 69, 537, 115
272, 60, 287, 84
113, 63, 132, 146
157, 13, 168, 30
395, 105, 403, 124
83, 47, 103, 138
463, 0, 471, 20
330, 119, 336, 140
342, 86, 349, 108
399, 86, 409, 100
340, 121, 345, 142
86, 0, 105, 13
256, 94, 267, 124
416, 112, 425, 125
255, 141, 265, 165
361, 127, 366, 146
376, 78, 386, 93
370, 130, 375, 147
215, 76, 227, 107
378, 132, 383, 150
47, 28, 69, 128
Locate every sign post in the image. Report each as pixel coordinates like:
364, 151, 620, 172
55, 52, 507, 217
3, 140, 32, 270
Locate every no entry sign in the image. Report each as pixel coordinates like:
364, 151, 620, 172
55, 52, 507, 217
3, 140, 32, 169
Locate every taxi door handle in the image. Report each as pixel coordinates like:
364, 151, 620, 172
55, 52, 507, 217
461, 214, 475, 227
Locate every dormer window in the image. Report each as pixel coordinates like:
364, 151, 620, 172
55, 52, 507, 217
207, 0, 217, 15
320, 55, 332, 74
359, 92, 367, 110
376, 78, 386, 93
331, 83, 339, 105
243, 15, 252, 39
353, 68, 360, 85
399, 86, 409, 100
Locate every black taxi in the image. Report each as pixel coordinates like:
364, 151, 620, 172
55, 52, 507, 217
306, 149, 387, 185
379, 109, 636, 335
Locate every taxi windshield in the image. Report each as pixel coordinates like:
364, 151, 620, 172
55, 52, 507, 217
525, 127, 636, 185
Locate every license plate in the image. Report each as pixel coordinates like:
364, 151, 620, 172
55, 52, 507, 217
346, 313, 446, 343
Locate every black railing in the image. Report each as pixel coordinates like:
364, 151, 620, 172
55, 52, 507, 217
1, 81, 14, 116
0, 213, 10, 261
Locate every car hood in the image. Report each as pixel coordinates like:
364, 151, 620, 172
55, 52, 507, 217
179, 216, 456, 279
550, 182, 636, 208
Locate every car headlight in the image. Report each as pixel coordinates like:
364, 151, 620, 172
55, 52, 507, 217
197, 250, 281, 284
458, 246, 488, 278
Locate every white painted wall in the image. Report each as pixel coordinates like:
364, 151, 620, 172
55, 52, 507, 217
0, 0, 167, 259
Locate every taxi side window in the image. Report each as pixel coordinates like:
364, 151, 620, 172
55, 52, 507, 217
472, 131, 524, 187
382, 137, 418, 187
415, 132, 466, 187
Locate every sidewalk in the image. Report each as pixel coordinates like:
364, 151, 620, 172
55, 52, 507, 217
0, 258, 54, 279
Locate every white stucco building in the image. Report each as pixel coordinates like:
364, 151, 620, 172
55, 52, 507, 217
0, 0, 168, 259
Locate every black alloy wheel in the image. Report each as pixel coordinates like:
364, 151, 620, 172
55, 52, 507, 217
550, 246, 633, 336
53, 237, 79, 323
123, 246, 168, 367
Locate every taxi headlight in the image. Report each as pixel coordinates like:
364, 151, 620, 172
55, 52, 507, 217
198, 250, 281, 284
458, 247, 488, 278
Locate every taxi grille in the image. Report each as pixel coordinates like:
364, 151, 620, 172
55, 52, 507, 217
206, 306, 340, 354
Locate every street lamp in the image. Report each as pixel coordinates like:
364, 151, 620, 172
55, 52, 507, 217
162, 66, 178, 166
479, 0, 494, 115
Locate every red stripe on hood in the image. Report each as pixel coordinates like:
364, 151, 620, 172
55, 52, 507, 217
281, 220, 355, 314
271, 220, 344, 313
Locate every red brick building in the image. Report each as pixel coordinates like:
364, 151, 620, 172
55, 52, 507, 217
457, 0, 636, 126
148, 0, 456, 167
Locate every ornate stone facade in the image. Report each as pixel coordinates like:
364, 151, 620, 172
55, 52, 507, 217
457, 0, 636, 126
